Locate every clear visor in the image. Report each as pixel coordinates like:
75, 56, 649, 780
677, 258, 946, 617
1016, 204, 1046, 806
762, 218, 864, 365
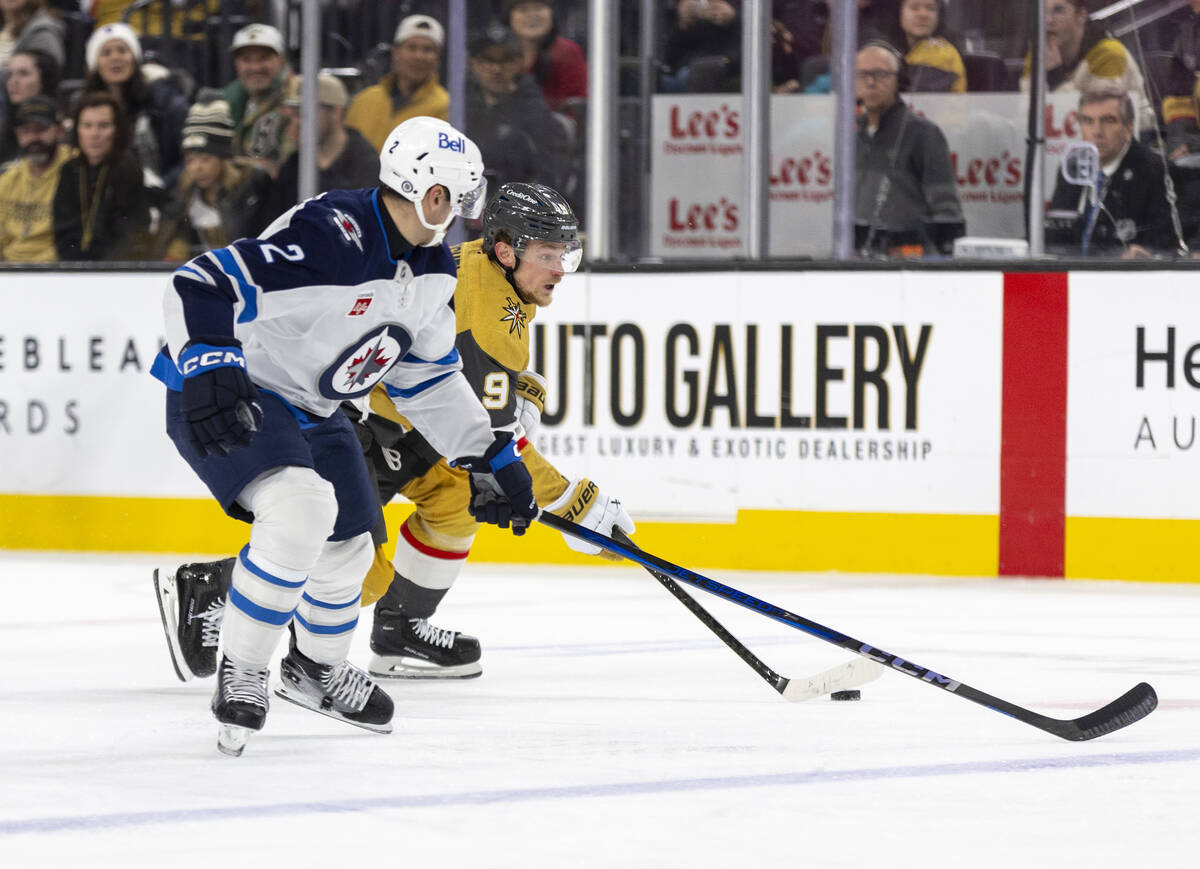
455, 178, 489, 220
517, 238, 583, 273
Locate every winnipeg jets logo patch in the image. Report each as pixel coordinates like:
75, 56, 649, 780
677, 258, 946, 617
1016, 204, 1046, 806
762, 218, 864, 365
317, 325, 412, 400
331, 209, 363, 251
500, 297, 527, 338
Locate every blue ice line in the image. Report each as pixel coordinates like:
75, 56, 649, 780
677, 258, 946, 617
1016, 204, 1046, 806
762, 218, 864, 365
3, 748, 1197, 836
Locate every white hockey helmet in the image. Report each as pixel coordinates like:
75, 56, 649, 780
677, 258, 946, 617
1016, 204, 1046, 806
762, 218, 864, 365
378, 116, 487, 245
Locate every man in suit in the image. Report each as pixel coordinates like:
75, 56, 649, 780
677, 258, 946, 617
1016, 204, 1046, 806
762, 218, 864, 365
1047, 89, 1178, 257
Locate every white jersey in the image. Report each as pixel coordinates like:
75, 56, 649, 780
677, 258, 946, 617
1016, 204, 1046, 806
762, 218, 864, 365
157, 187, 496, 462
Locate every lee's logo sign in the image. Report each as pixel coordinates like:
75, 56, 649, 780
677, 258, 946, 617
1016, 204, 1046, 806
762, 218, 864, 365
664, 103, 742, 157
669, 103, 740, 139
669, 197, 739, 232
438, 132, 466, 152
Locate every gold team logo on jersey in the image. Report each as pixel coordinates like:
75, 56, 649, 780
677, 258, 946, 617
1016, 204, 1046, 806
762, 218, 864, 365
500, 297, 527, 338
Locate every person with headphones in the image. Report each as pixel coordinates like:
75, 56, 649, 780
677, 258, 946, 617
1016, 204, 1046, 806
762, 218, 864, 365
854, 40, 965, 256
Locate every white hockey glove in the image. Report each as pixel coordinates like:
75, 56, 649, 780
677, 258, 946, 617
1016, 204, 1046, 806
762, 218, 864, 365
544, 478, 635, 562
514, 370, 547, 441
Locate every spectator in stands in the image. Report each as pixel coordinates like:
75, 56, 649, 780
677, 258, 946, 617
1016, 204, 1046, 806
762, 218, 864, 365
859, 0, 902, 45
268, 72, 379, 217
0, 47, 57, 165
854, 41, 964, 256
772, 0, 827, 94
0, 1, 64, 74
466, 24, 567, 196
1021, 0, 1155, 133
88, 0, 215, 40
83, 22, 189, 188
1046, 89, 1176, 258
1160, 0, 1200, 162
662, 0, 740, 93
0, 94, 70, 261
505, 0, 586, 113
53, 91, 149, 260
897, 0, 965, 92
154, 97, 274, 260
344, 14, 449, 151
221, 23, 293, 178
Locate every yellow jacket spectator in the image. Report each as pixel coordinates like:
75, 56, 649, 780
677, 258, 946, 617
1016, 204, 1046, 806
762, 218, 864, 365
1021, 0, 1155, 131
906, 37, 966, 92
0, 96, 71, 262
898, 0, 966, 93
344, 15, 449, 151
1160, 1, 1200, 159
87, 1, 216, 40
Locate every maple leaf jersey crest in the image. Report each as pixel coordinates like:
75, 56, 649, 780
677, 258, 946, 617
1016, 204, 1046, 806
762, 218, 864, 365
499, 296, 527, 338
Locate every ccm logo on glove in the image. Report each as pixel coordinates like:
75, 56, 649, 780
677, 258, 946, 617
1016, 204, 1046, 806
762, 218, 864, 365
180, 347, 248, 376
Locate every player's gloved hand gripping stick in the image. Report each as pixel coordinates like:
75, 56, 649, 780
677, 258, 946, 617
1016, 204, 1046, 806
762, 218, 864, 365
539, 511, 1158, 742
459, 432, 538, 534
178, 338, 263, 457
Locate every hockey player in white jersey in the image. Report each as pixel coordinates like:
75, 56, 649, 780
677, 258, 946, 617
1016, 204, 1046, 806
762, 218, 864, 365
150, 116, 537, 756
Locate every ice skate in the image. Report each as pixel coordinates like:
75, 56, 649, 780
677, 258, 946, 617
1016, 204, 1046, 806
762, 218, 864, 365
275, 640, 394, 733
153, 559, 230, 681
211, 655, 270, 757
369, 611, 482, 679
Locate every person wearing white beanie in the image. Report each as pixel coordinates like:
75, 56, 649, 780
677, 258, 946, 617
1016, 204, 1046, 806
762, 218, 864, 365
82, 19, 189, 186
84, 22, 142, 73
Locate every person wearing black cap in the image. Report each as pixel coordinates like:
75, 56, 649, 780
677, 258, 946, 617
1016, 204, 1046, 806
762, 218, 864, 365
52, 90, 150, 261
154, 97, 275, 260
466, 23, 567, 199
0, 94, 70, 262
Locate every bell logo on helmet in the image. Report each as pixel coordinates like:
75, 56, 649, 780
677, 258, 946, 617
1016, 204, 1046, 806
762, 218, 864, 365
437, 132, 466, 153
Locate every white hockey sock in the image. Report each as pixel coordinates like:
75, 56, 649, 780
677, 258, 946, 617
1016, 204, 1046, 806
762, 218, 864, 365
222, 545, 308, 668
293, 534, 374, 665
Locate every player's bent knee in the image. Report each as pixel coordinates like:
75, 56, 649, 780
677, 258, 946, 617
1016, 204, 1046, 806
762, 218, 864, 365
240, 466, 338, 570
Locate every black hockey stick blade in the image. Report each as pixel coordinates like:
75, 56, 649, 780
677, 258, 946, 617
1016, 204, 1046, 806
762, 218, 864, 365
539, 512, 1158, 741
612, 528, 883, 700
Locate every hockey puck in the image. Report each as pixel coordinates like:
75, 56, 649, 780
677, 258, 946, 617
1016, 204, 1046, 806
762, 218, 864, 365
830, 690, 861, 701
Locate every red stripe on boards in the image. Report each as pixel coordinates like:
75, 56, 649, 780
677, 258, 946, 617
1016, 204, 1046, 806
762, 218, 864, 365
999, 272, 1068, 577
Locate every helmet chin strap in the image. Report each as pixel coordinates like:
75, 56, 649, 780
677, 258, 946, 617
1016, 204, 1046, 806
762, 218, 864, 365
414, 196, 455, 247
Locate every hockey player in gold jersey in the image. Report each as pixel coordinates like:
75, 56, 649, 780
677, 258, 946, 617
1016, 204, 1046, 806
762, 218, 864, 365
154, 182, 635, 682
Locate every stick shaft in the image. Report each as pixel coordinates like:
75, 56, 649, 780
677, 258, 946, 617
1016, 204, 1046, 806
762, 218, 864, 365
541, 512, 1156, 740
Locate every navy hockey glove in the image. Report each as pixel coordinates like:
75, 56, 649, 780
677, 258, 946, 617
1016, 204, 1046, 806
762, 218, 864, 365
458, 433, 538, 535
178, 339, 263, 457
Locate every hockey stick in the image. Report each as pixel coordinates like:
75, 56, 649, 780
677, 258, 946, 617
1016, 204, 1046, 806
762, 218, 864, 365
540, 512, 1157, 741
612, 528, 882, 701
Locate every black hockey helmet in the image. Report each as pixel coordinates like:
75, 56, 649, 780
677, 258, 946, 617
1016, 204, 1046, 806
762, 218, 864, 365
482, 182, 582, 272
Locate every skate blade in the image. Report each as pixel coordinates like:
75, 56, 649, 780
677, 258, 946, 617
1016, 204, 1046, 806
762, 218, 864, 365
152, 568, 192, 683
273, 685, 394, 734
368, 653, 482, 681
216, 723, 253, 757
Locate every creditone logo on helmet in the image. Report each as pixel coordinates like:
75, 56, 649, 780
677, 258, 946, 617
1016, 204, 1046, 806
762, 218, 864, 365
317, 325, 413, 400
507, 190, 539, 204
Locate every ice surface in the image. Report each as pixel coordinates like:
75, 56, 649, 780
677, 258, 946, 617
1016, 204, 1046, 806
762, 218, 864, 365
1, 553, 1196, 867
